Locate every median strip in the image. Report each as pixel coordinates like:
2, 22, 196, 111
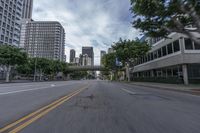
0, 85, 88, 133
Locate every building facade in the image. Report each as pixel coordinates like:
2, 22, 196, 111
132, 32, 200, 85
81, 54, 92, 66
82, 47, 94, 66
24, 21, 66, 61
70, 49, 76, 63
19, 19, 31, 48
74, 57, 80, 66
22, 0, 33, 19
19, 0, 33, 48
0, 0, 23, 46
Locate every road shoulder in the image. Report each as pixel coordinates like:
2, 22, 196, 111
124, 82, 200, 95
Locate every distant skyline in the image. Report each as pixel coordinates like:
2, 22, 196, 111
32, 0, 140, 65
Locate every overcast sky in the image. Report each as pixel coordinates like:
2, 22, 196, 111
32, 0, 140, 65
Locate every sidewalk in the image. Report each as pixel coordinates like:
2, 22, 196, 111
128, 82, 200, 95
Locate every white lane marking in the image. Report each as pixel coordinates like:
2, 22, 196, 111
0, 85, 60, 95
0, 84, 40, 89
51, 84, 56, 87
121, 88, 137, 95
0, 82, 67, 88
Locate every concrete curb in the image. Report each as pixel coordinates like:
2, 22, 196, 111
128, 83, 200, 96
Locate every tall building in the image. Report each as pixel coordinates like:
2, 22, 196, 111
81, 54, 92, 66
0, 0, 23, 46
24, 21, 66, 61
100, 50, 106, 66
22, 0, 33, 19
82, 47, 94, 66
19, 19, 31, 48
70, 49, 76, 63
74, 57, 80, 66
19, 0, 33, 48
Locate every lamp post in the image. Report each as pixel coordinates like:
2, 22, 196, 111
33, 57, 37, 82
33, 44, 38, 82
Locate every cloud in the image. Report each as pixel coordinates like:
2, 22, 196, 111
33, 0, 140, 65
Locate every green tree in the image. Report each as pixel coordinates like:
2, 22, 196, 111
17, 57, 69, 81
130, 0, 200, 43
0, 45, 27, 82
111, 38, 150, 81
102, 53, 117, 70
69, 71, 87, 80
112, 38, 150, 65
16, 59, 34, 76
34, 58, 68, 80
101, 53, 118, 81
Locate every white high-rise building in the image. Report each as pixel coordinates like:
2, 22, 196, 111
22, 0, 33, 19
24, 21, 66, 61
81, 54, 92, 66
0, 0, 23, 46
19, 0, 33, 48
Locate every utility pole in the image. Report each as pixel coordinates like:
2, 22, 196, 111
33, 44, 37, 82
33, 57, 37, 82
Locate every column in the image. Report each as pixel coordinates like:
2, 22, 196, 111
126, 63, 130, 82
182, 64, 189, 85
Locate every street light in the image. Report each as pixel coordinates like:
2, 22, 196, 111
33, 57, 37, 82
33, 44, 38, 82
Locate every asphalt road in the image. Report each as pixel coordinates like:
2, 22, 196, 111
0, 80, 200, 133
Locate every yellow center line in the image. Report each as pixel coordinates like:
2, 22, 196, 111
0, 85, 88, 133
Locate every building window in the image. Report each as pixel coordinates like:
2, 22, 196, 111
167, 43, 173, 54
153, 70, 157, 77
153, 51, 158, 59
162, 69, 167, 77
147, 54, 151, 61
158, 49, 162, 58
1, 35, 4, 41
188, 64, 200, 78
172, 67, 179, 77
173, 40, 180, 52
167, 68, 172, 77
162, 46, 167, 56
185, 39, 193, 50
157, 69, 162, 77
150, 53, 154, 60
194, 42, 200, 50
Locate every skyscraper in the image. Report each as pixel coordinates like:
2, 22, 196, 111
19, 19, 31, 48
70, 49, 76, 63
82, 47, 94, 66
0, 0, 23, 46
22, 0, 33, 19
100, 50, 106, 66
81, 54, 92, 66
24, 21, 66, 61
19, 0, 33, 48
